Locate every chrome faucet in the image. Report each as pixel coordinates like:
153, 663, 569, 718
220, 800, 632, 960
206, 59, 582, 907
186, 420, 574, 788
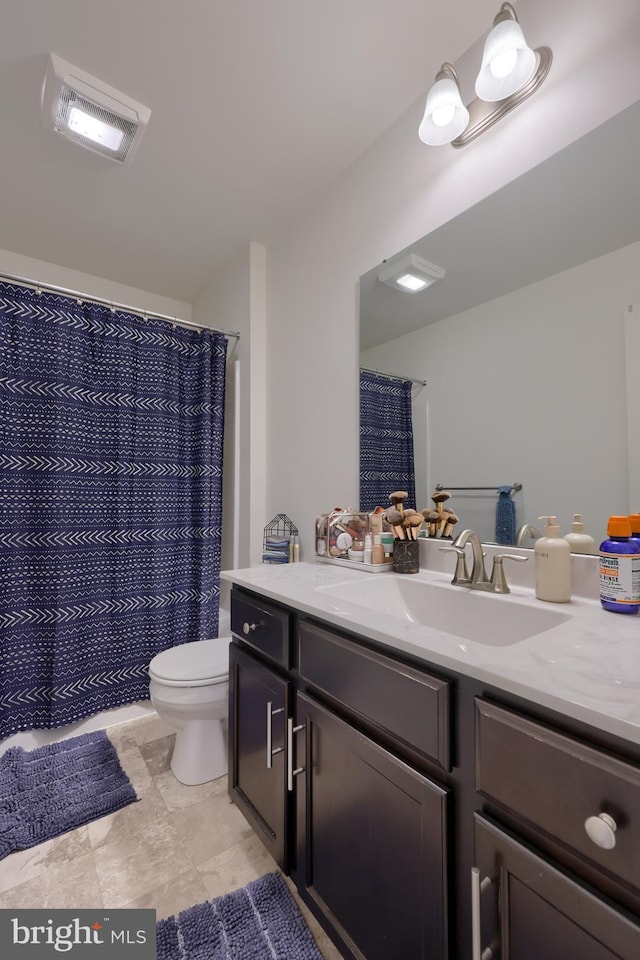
441, 528, 528, 593
516, 523, 542, 546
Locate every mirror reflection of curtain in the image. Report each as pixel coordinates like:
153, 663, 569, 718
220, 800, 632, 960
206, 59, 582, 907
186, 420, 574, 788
359, 370, 416, 511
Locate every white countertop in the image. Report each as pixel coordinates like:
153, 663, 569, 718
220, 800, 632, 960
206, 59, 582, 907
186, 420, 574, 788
222, 553, 640, 748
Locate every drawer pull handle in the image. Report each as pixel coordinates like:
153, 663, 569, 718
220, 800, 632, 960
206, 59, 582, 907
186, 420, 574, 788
243, 620, 263, 635
287, 718, 306, 792
266, 701, 285, 769
471, 867, 493, 960
584, 813, 617, 850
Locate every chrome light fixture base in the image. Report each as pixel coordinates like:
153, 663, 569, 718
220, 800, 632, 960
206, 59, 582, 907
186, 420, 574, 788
451, 46, 552, 148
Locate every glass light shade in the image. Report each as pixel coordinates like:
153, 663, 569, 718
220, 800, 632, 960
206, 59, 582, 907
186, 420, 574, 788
475, 19, 536, 102
418, 77, 470, 146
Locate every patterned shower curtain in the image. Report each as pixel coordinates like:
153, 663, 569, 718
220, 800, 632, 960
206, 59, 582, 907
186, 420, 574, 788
359, 370, 416, 512
0, 281, 227, 739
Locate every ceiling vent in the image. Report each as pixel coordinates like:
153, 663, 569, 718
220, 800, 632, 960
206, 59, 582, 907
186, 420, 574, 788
42, 54, 151, 165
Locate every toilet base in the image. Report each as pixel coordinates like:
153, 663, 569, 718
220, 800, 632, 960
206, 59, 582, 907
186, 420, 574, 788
170, 717, 227, 786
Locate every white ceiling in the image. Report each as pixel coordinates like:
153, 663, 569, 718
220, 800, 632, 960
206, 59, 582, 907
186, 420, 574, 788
0, 0, 498, 303
359, 99, 640, 350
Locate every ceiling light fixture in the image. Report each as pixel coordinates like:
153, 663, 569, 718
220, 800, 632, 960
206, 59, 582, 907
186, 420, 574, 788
378, 254, 445, 293
42, 55, 151, 164
418, 3, 551, 148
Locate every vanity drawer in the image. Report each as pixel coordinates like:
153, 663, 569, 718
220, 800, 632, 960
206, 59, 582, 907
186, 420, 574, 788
230, 590, 291, 668
298, 619, 450, 771
476, 698, 640, 891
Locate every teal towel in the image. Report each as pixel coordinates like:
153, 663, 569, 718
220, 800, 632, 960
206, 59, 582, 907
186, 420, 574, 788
496, 486, 516, 544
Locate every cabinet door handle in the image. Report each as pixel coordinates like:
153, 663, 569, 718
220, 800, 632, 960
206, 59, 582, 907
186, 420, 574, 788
243, 620, 263, 635
471, 867, 493, 960
584, 813, 617, 850
287, 717, 306, 791
266, 701, 285, 769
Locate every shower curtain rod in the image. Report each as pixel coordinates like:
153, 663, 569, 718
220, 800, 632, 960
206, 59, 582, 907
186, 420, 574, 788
0, 270, 240, 342
360, 366, 427, 386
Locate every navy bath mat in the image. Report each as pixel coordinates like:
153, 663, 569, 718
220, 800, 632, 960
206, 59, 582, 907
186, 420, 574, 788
0, 729, 137, 859
157, 871, 324, 960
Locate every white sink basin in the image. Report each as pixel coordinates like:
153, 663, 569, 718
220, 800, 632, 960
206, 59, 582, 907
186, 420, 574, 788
316, 576, 570, 646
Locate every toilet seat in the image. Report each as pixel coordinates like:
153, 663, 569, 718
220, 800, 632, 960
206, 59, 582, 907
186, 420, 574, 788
149, 637, 230, 687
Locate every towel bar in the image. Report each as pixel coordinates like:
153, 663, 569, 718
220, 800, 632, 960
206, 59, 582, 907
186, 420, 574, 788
434, 482, 522, 494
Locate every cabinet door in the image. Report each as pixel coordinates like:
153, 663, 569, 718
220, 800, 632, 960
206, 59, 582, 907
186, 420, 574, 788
474, 815, 640, 960
228, 642, 290, 869
295, 691, 448, 960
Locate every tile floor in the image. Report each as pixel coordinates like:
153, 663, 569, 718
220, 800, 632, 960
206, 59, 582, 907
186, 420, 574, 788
0, 714, 344, 959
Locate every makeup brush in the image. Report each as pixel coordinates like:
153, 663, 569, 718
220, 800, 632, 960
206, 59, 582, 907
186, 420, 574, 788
443, 511, 459, 539
438, 509, 454, 538
431, 490, 451, 516
389, 490, 409, 516
385, 507, 405, 539
403, 514, 424, 540
422, 509, 441, 537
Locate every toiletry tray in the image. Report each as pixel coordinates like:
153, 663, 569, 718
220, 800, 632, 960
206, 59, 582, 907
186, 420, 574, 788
314, 555, 391, 573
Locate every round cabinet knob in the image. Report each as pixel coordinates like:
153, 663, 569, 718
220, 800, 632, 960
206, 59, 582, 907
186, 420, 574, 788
584, 813, 617, 850
243, 621, 261, 635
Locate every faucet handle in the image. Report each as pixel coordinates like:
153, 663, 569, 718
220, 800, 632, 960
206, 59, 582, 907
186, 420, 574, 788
490, 553, 529, 593
439, 546, 470, 584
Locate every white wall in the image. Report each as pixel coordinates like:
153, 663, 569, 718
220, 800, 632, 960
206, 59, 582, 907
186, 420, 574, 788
0, 246, 191, 321
626, 304, 640, 510
362, 240, 640, 543
193, 242, 267, 580
265, 0, 640, 556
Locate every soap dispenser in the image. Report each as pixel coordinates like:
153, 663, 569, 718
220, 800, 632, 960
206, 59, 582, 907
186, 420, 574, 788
563, 513, 596, 554
534, 516, 572, 603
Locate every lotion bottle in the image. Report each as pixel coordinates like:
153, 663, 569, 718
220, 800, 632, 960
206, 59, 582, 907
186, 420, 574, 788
534, 516, 572, 602
563, 513, 597, 554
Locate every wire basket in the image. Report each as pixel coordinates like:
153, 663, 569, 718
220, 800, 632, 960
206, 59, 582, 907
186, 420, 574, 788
262, 514, 298, 564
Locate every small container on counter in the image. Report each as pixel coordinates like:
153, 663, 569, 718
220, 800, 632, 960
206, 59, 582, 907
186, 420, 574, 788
392, 538, 419, 574
534, 516, 571, 603
563, 513, 596, 554
363, 534, 373, 564
599, 516, 640, 615
371, 535, 385, 565
313, 510, 391, 571
629, 513, 640, 551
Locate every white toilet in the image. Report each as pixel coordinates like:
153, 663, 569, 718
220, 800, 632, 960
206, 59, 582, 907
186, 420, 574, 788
148, 636, 231, 785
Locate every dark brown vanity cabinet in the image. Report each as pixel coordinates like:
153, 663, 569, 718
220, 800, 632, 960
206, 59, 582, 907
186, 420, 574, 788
229, 588, 451, 960
228, 586, 640, 960
475, 816, 640, 960
294, 691, 449, 960
474, 699, 640, 959
228, 592, 292, 869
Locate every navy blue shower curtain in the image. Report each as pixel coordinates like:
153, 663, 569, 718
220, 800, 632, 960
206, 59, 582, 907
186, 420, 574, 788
359, 370, 416, 512
0, 281, 227, 738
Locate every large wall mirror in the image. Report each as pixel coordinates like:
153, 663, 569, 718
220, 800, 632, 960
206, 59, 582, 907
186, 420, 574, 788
359, 100, 640, 550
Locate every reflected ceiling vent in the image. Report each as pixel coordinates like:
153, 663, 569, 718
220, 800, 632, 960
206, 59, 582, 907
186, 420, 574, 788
42, 54, 151, 164
378, 254, 445, 293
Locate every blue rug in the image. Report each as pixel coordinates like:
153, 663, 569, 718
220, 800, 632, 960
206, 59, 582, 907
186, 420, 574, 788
157, 872, 324, 960
0, 729, 137, 859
